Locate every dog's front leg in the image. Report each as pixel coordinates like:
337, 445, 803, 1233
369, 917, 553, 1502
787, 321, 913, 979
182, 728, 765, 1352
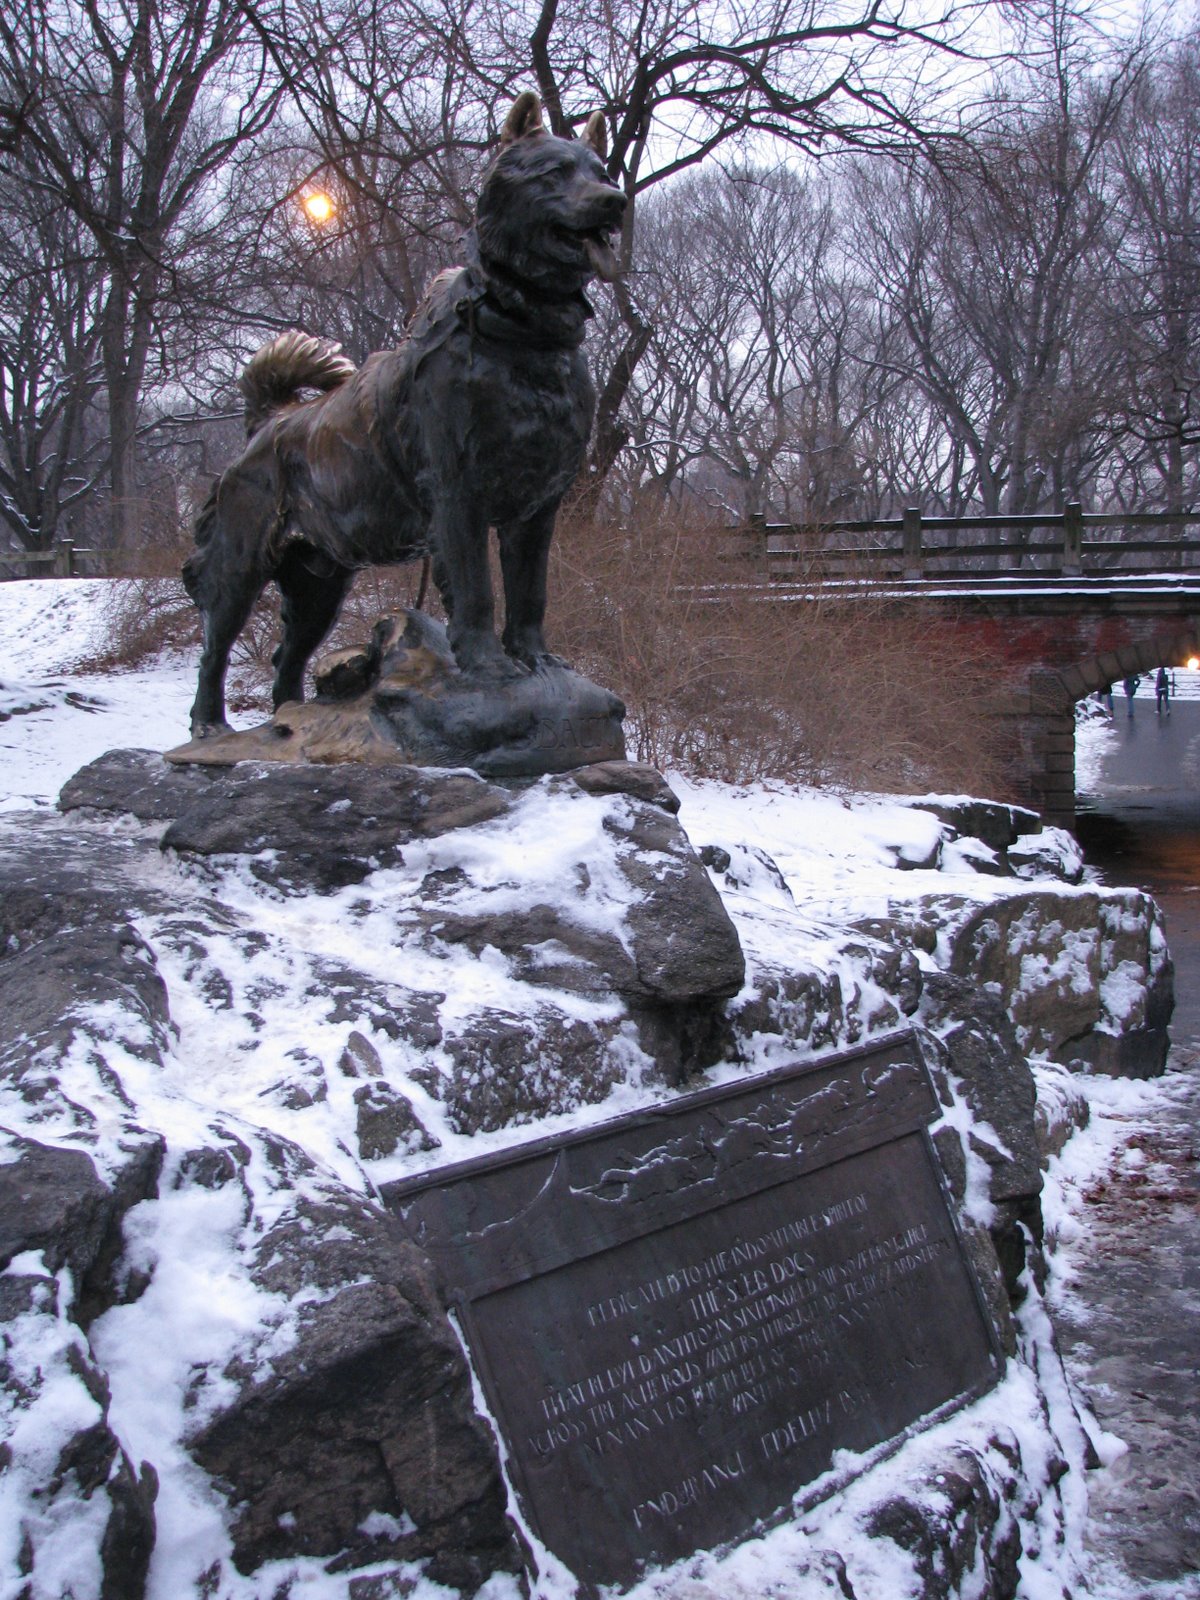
499, 505, 567, 670
434, 502, 522, 680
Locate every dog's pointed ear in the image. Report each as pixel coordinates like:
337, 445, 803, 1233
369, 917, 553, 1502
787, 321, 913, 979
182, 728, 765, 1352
582, 110, 608, 161
501, 92, 545, 145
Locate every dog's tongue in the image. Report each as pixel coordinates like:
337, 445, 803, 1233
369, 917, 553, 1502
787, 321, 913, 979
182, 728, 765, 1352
584, 234, 620, 282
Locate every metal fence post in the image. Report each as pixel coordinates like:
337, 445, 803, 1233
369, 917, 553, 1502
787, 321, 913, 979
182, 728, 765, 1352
1062, 502, 1082, 577
902, 507, 922, 580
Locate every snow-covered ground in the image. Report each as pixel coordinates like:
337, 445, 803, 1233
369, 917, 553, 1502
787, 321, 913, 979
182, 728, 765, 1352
0, 578, 1186, 1600
1075, 707, 1116, 795
1074, 669, 1200, 795
0, 579, 196, 811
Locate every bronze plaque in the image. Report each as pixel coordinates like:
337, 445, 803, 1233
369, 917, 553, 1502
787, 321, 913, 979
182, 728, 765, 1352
385, 1032, 1001, 1588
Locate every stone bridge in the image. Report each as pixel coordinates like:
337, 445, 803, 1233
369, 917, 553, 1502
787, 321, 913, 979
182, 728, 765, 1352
731, 509, 1200, 827
927, 579, 1200, 825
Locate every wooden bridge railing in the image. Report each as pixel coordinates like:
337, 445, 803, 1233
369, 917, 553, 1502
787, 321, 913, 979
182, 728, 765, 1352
725, 504, 1200, 583
0, 541, 114, 580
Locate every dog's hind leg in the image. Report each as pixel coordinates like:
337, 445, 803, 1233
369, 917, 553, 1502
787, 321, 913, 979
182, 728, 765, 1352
272, 545, 352, 708
186, 453, 284, 736
190, 582, 261, 736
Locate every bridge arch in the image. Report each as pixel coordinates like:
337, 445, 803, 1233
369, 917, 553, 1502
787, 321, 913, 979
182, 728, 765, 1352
1057, 627, 1200, 701
1014, 626, 1200, 826
930, 599, 1200, 826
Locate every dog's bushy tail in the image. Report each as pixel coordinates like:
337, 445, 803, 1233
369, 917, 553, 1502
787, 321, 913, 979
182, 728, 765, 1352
240, 331, 356, 436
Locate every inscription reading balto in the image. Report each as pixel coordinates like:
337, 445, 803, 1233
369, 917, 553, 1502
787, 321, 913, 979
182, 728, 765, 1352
583, 1194, 871, 1327
387, 1034, 1001, 1590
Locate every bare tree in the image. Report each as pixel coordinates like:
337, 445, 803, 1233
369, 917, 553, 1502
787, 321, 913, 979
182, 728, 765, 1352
0, 178, 107, 550
1108, 33, 1200, 510
0, 0, 285, 549
0, 0, 1169, 562
617, 166, 879, 522
241, 143, 463, 364
850, 7, 1139, 526
233, 0, 491, 337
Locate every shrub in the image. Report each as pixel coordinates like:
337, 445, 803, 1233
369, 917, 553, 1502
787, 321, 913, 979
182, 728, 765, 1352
546, 505, 1005, 794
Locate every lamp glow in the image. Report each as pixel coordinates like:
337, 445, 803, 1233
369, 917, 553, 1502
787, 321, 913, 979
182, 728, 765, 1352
302, 191, 334, 224
1188, 656, 1199, 671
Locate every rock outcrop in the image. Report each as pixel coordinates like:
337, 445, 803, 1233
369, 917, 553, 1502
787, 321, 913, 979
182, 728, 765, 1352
948, 888, 1173, 1077
0, 922, 167, 1598
0, 749, 1175, 1598
0, 1257, 159, 1600
3, 747, 760, 1594
918, 972, 1045, 1341
846, 802, 1173, 1079
0, 885, 515, 1596
184, 1161, 514, 1591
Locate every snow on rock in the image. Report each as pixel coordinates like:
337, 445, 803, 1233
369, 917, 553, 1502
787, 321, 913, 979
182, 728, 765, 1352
1030, 1060, 1092, 1165
0, 1253, 157, 1600
916, 973, 1044, 1351
896, 793, 1042, 853
673, 775, 1172, 1082
58, 748, 752, 1116
1007, 827, 1086, 884
172, 1153, 514, 1591
0, 871, 516, 1595
946, 891, 1172, 1077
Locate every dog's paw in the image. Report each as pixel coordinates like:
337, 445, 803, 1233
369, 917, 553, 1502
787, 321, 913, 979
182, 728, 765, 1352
503, 634, 569, 673
452, 634, 530, 682
531, 650, 570, 673
467, 656, 530, 685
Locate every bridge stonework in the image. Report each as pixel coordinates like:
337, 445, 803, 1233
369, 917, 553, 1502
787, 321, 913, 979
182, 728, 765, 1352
938, 592, 1200, 826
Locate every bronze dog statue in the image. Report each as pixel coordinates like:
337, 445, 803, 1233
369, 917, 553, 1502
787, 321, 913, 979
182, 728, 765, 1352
182, 92, 625, 735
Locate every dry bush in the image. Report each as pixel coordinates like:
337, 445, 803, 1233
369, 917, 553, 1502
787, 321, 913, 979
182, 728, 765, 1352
323, 563, 442, 645
78, 517, 204, 673
546, 505, 1005, 795
83, 577, 201, 673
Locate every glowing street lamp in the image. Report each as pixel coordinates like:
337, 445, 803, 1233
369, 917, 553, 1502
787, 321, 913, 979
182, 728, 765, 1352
1188, 656, 1199, 671
302, 191, 335, 225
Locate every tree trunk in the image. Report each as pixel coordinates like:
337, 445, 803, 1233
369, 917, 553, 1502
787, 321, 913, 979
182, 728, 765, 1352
99, 275, 154, 549
573, 280, 652, 515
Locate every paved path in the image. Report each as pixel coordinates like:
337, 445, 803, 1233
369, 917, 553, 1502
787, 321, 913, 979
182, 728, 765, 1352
1071, 702, 1200, 1597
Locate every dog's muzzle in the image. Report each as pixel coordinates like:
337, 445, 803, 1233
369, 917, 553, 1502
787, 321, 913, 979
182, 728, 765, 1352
578, 188, 627, 282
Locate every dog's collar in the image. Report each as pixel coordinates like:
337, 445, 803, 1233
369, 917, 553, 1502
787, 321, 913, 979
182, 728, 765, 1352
468, 292, 590, 350
458, 237, 594, 350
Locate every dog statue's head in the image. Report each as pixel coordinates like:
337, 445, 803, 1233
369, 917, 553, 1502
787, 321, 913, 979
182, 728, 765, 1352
475, 93, 628, 298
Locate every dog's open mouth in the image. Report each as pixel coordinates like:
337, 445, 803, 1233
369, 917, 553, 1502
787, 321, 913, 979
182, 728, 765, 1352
580, 224, 620, 282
